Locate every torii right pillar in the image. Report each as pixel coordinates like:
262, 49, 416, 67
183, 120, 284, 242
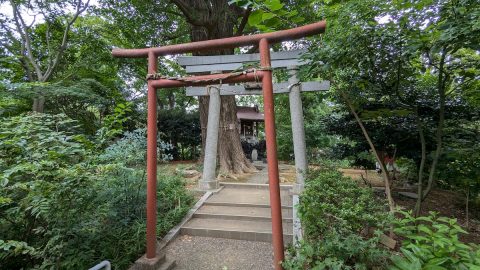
288, 66, 307, 244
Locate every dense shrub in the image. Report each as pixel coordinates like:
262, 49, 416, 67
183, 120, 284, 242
0, 114, 193, 269
283, 169, 391, 269
390, 211, 480, 270
100, 128, 173, 166
157, 109, 201, 160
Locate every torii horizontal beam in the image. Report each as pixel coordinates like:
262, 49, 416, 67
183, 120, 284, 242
178, 50, 309, 74
185, 81, 330, 96
177, 49, 307, 66
112, 21, 326, 58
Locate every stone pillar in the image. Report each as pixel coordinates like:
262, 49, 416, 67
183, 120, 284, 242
288, 66, 308, 244
198, 85, 221, 190
288, 66, 308, 193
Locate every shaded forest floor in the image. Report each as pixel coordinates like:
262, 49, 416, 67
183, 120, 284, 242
395, 189, 480, 244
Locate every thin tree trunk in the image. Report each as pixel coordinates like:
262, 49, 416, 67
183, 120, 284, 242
466, 186, 469, 228
414, 109, 427, 217
341, 91, 396, 213
423, 49, 448, 200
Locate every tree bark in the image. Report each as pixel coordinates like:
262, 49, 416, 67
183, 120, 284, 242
423, 48, 448, 200
172, 0, 256, 174
341, 91, 396, 213
414, 109, 427, 216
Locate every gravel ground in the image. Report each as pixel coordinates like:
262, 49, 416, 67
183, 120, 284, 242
165, 235, 275, 270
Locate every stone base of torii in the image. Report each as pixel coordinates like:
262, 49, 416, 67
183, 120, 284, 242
178, 50, 330, 244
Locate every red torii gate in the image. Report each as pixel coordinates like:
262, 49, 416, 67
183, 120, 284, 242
112, 20, 326, 269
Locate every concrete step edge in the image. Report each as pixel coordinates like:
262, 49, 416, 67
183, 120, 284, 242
220, 182, 293, 190
204, 201, 293, 209
180, 227, 293, 243
192, 212, 293, 222
157, 259, 176, 270
129, 251, 166, 270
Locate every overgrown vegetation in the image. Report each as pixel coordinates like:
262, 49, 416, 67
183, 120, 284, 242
391, 211, 480, 270
284, 169, 480, 269
283, 169, 391, 269
0, 0, 479, 269
0, 114, 193, 269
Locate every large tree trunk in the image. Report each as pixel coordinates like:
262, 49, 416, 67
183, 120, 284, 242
173, 0, 256, 174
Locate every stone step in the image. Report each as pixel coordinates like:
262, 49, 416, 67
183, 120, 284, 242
194, 204, 292, 222
203, 201, 292, 209
221, 182, 293, 190
206, 187, 293, 207
157, 259, 175, 270
181, 217, 293, 244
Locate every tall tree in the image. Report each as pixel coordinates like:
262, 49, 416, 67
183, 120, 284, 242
1, 0, 90, 112
170, 0, 256, 174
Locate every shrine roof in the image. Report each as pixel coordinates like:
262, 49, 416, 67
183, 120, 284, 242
237, 106, 264, 122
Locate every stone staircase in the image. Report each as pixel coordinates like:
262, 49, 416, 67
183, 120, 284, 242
180, 183, 293, 244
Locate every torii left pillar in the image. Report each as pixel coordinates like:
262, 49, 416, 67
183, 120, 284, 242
146, 52, 158, 259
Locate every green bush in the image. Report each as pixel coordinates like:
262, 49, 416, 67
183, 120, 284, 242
100, 128, 173, 166
0, 114, 193, 269
390, 211, 480, 270
283, 169, 391, 269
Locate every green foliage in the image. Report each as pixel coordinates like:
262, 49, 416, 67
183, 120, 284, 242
284, 169, 391, 269
0, 114, 193, 269
157, 109, 201, 160
300, 169, 390, 237
395, 157, 418, 183
229, 0, 304, 31
390, 211, 480, 270
439, 129, 480, 207
311, 157, 353, 170
101, 102, 134, 138
275, 92, 339, 161
100, 128, 174, 166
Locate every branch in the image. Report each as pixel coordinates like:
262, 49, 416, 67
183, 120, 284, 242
170, 0, 204, 26
43, 0, 90, 81
340, 90, 396, 213
446, 76, 476, 96
235, 7, 251, 36
10, 0, 43, 80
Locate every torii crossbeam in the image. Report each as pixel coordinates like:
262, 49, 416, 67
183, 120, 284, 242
112, 20, 326, 270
